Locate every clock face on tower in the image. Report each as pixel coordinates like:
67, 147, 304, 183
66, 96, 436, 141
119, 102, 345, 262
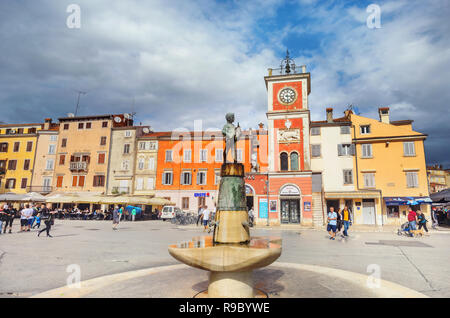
278, 87, 297, 105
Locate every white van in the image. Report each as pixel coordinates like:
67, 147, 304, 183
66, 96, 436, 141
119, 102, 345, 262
160, 206, 182, 221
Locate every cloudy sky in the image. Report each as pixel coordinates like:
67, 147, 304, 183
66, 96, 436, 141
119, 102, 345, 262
1, 0, 449, 167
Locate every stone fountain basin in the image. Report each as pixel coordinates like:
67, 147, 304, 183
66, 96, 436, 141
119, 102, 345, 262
168, 236, 282, 272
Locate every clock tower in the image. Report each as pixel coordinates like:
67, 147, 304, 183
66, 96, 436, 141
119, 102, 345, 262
265, 51, 311, 172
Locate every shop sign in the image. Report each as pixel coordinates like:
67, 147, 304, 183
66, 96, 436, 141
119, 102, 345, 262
304, 201, 311, 212
194, 193, 210, 197
280, 185, 300, 196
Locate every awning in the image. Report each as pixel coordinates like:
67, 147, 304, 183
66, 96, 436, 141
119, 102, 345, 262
430, 189, 450, 202
384, 197, 432, 206
325, 191, 380, 199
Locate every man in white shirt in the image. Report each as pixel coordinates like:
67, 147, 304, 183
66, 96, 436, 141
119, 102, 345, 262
20, 204, 34, 232
202, 206, 210, 232
196, 206, 204, 226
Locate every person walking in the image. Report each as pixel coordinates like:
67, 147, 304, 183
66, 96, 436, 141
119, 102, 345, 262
417, 210, 428, 233
336, 208, 343, 233
407, 208, 418, 231
38, 207, 55, 238
196, 205, 204, 226
327, 206, 338, 240
131, 208, 136, 222
112, 205, 120, 230
202, 205, 210, 232
3, 205, 14, 234
248, 208, 254, 227
342, 206, 353, 237
32, 213, 41, 229
0, 207, 5, 235
431, 208, 438, 229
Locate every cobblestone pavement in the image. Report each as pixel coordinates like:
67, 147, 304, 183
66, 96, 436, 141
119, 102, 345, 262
0, 219, 449, 297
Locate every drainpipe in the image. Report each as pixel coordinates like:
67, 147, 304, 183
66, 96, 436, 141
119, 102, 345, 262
29, 131, 40, 192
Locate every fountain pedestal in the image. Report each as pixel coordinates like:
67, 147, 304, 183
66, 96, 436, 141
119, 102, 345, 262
169, 163, 282, 298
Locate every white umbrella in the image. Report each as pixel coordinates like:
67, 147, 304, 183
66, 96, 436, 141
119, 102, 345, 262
18, 192, 47, 202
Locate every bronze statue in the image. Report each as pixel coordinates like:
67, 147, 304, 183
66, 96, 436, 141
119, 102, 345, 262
222, 113, 241, 163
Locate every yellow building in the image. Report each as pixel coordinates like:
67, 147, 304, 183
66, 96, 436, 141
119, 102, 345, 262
427, 165, 448, 193
350, 107, 430, 226
0, 123, 43, 194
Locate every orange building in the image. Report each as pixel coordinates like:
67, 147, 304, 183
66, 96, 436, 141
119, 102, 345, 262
154, 129, 268, 214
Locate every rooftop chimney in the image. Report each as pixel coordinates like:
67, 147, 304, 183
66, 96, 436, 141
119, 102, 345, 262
44, 118, 52, 130
326, 108, 333, 123
378, 107, 390, 124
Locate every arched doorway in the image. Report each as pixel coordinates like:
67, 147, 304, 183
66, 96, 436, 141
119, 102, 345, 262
279, 184, 301, 224
245, 185, 255, 211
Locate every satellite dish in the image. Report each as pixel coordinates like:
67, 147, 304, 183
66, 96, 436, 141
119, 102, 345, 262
114, 116, 122, 123
10, 129, 16, 134
67, 113, 75, 117
124, 113, 132, 120
142, 127, 150, 134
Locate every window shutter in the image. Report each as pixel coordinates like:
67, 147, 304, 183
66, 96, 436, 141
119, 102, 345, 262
338, 144, 343, 156
350, 144, 356, 156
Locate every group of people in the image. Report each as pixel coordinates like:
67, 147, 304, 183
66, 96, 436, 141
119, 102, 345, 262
0, 203, 56, 237
407, 208, 430, 232
196, 205, 216, 231
326, 206, 353, 240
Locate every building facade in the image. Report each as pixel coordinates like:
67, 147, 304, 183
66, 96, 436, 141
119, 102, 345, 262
133, 132, 159, 198
52, 114, 133, 194
427, 165, 449, 193
30, 118, 59, 194
0, 122, 42, 194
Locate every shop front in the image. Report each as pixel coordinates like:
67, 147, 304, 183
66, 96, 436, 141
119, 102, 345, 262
384, 196, 432, 225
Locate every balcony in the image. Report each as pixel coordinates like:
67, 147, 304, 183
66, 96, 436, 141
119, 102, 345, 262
112, 187, 130, 194
70, 161, 88, 172
27, 186, 53, 194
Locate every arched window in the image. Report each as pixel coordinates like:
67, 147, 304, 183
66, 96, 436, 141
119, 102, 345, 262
290, 152, 299, 171
280, 153, 288, 171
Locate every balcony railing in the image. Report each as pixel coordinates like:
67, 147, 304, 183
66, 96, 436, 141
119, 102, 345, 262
27, 186, 53, 194
70, 161, 88, 172
112, 187, 130, 194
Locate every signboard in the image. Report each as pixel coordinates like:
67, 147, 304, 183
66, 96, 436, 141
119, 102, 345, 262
270, 200, 277, 212
304, 201, 311, 212
280, 185, 300, 196
259, 198, 268, 219
194, 193, 210, 197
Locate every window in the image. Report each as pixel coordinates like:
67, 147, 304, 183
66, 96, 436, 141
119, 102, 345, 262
181, 171, 192, 185
8, 160, 17, 170
0, 143, 8, 152
290, 152, 299, 171
361, 144, 373, 158
72, 176, 78, 187
184, 149, 192, 162
406, 171, 419, 188
100, 136, 107, 146
311, 127, 321, 135
139, 142, 146, 150
340, 126, 351, 134
163, 171, 173, 185
78, 175, 85, 187
98, 153, 105, 164
165, 150, 173, 162
21, 178, 27, 189
23, 159, 30, 171
13, 142, 20, 152
5, 179, 16, 189
125, 130, 132, 137
28, 128, 36, 134
197, 171, 207, 185
86, 122, 92, 129
57, 155, 65, 166
343, 169, 353, 184
311, 145, 321, 158
182, 197, 189, 209
43, 177, 51, 191
149, 142, 156, 150
136, 178, 144, 190
280, 153, 288, 171
17, 128, 24, 134
48, 144, 56, 154
147, 178, 154, 190
64, 124, 69, 130
360, 125, 371, 134
26, 141, 33, 152
93, 175, 105, 187
148, 157, 155, 170
102, 121, 108, 128
403, 142, 416, 156
121, 160, 130, 171
56, 176, 63, 188
236, 149, 243, 162
338, 144, 353, 156
138, 158, 145, 170
363, 173, 376, 188
387, 206, 399, 218
123, 144, 130, 154
61, 138, 67, 148
50, 135, 57, 142
46, 159, 54, 170
215, 149, 223, 162
199, 149, 207, 162
78, 123, 84, 129
214, 170, 221, 185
